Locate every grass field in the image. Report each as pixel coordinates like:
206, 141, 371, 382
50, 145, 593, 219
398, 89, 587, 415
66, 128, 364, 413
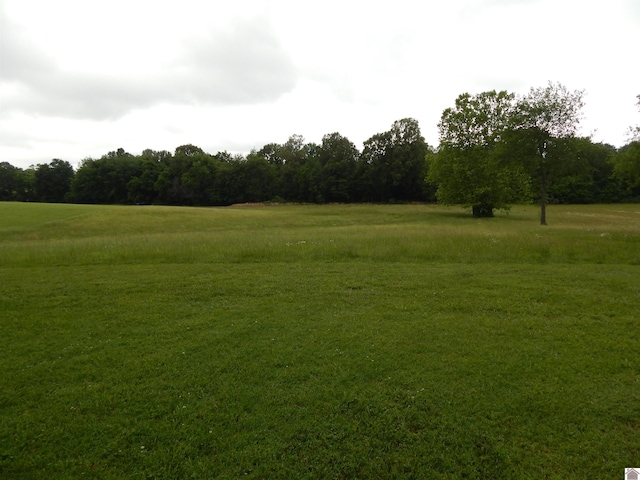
1, 202, 639, 478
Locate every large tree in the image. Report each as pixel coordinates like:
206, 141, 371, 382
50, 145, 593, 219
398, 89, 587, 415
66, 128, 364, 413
428, 90, 526, 217
509, 82, 585, 225
34, 159, 74, 203
359, 118, 428, 202
126, 149, 171, 205
0, 162, 25, 201
154, 145, 209, 205
71, 149, 140, 204
273, 135, 321, 203
316, 132, 359, 203
211, 152, 277, 205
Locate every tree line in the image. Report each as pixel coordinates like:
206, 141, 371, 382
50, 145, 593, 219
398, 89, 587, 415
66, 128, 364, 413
1, 83, 639, 219
0, 118, 431, 206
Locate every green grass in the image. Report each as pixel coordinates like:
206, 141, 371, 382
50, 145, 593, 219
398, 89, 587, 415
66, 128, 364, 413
0, 202, 639, 478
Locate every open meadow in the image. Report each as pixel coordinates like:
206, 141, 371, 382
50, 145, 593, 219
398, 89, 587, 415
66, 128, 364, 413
1, 202, 639, 479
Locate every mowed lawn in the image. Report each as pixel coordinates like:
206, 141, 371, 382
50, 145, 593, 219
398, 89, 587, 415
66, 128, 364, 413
0, 202, 639, 479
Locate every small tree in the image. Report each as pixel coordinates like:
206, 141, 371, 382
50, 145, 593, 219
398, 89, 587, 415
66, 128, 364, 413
511, 82, 585, 225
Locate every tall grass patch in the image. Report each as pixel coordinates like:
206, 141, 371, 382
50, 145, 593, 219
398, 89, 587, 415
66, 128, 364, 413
1, 204, 639, 266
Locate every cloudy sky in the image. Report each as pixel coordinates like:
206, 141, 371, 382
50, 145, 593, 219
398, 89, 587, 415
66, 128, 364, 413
1, 0, 639, 169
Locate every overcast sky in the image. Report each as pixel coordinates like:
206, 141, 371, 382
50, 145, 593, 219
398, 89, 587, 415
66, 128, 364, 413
1, 0, 639, 169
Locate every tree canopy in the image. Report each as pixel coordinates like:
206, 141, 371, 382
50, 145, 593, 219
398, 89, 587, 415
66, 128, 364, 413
428, 90, 528, 217
359, 118, 429, 202
510, 82, 586, 224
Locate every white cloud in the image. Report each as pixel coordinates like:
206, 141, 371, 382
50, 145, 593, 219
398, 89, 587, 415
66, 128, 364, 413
1, 6, 297, 119
0, 0, 638, 168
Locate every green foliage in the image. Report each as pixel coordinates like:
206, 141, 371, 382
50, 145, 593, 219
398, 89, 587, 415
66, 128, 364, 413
71, 149, 141, 204
612, 141, 640, 198
615, 96, 640, 198
438, 90, 516, 148
429, 91, 525, 216
276, 135, 321, 202
515, 82, 585, 139
511, 82, 586, 224
0, 162, 27, 201
316, 132, 359, 203
359, 118, 429, 202
428, 146, 529, 217
549, 139, 619, 203
234, 152, 279, 203
127, 151, 168, 205
33, 159, 74, 203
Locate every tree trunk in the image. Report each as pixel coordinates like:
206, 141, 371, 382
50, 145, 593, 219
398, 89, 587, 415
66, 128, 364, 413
472, 205, 494, 217
540, 169, 547, 226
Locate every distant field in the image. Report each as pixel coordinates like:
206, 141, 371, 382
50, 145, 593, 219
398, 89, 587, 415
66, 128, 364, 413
1, 202, 638, 478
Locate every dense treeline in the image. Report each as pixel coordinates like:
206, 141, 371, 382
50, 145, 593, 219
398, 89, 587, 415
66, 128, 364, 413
2, 91, 639, 209
0, 118, 433, 206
